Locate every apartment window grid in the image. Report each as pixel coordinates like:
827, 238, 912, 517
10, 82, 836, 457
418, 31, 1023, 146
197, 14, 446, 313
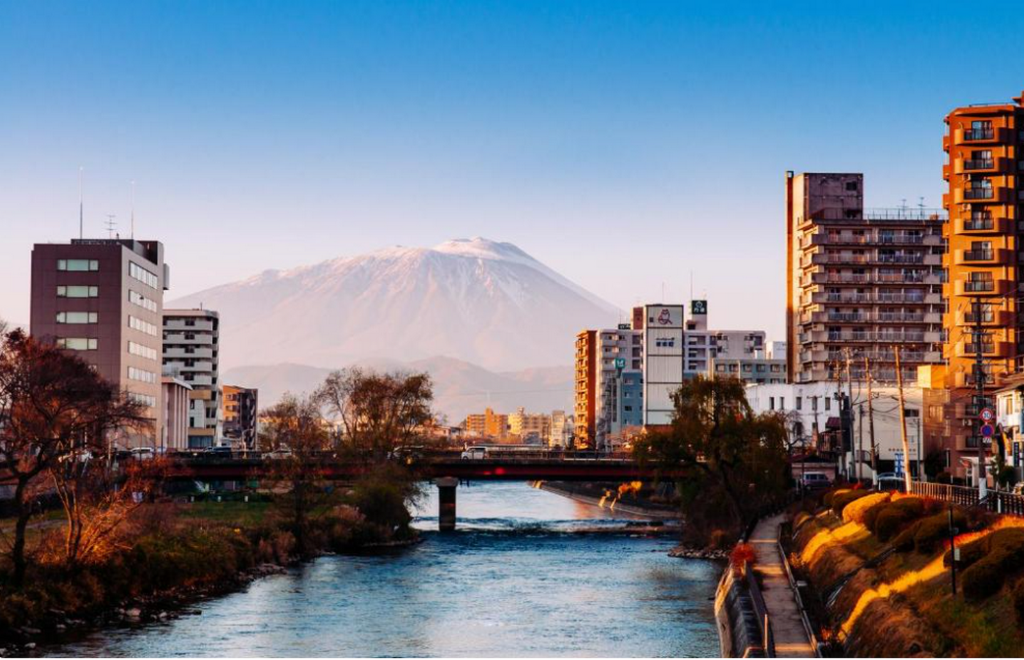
56, 337, 97, 351
56, 311, 98, 324
129, 262, 159, 289
57, 285, 98, 298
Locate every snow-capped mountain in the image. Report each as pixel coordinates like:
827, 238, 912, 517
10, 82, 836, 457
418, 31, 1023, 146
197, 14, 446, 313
170, 238, 621, 372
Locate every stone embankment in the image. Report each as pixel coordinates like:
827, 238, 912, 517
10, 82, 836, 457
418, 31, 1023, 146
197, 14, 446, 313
533, 480, 681, 519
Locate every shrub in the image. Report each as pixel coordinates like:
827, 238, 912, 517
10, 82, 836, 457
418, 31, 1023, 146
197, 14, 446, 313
892, 520, 922, 552
1013, 578, 1024, 626
871, 498, 925, 542
842, 492, 890, 525
823, 489, 847, 509
944, 536, 989, 570
730, 543, 756, 570
962, 551, 1007, 601
913, 510, 967, 554
831, 490, 870, 517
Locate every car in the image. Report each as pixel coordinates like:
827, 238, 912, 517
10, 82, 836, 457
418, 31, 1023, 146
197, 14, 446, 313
876, 472, 900, 483
799, 472, 832, 489
460, 446, 488, 460
267, 448, 293, 460
130, 447, 155, 461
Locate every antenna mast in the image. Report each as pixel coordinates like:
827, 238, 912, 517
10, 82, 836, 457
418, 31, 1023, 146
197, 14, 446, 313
78, 166, 84, 239
131, 180, 136, 239
105, 214, 117, 239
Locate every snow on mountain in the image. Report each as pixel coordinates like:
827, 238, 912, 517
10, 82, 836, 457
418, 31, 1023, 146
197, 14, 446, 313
170, 237, 621, 372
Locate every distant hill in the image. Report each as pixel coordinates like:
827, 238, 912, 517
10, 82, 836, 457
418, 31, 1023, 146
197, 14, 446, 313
170, 237, 620, 372
222, 356, 573, 423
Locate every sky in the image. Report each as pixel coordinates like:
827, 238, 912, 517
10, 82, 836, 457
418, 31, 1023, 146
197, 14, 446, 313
3, 1, 1024, 342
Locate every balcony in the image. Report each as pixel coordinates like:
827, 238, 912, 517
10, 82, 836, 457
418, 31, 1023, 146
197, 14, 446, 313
876, 272, 938, 285
953, 126, 1008, 145
954, 248, 1010, 265
954, 216, 1006, 234
955, 341, 1012, 358
955, 186, 1008, 204
954, 279, 1008, 296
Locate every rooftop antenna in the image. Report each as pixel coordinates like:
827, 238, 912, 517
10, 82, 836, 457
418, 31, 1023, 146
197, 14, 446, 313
690, 271, 694, 303
105, 214, 117, 239
130, 180, 136, 239
918, 196, 925, 218
78, 166, 84, 239
661, 281, 665, 303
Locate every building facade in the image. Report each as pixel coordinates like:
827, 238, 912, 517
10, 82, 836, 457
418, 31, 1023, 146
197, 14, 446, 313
508, 407, 551, 444
30, 238, 169, 448
162, 376, 192, 451
574, 330, 598, 447
939, 93, 1024, 469
786, 172, 945, 384
223, 384, 259, 450
162, 308, 222, 448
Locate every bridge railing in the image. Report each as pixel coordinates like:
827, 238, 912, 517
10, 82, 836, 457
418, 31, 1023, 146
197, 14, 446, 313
908, 481, 1024, 516
165, 449, 638, 464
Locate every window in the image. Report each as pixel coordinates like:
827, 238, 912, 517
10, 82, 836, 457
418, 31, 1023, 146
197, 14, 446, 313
796, 396, 802, 411
128, 315, 158, 337
57, 259, 98, 271
769, 397, 775, 410
845, 181, 858, 192
129, 262, 159, 289
128, 341, 158, 361
128, 366, 157, 384
129, 392, 157, 408
56, 312, 98, 324
57, 337, 97, 350
129, 290, 158, 312
57, 285, 98, 298
825, 397, 831, 411
780, 397, 785, 410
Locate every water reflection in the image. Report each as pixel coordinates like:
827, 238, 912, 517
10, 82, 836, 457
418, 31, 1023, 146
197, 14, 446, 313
51, 482, 719, 658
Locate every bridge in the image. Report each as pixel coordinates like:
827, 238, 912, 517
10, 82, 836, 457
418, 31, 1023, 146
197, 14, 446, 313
162, 450, 678, 530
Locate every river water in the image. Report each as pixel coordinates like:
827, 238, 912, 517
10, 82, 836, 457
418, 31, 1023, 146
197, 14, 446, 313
52, 482, 721, 657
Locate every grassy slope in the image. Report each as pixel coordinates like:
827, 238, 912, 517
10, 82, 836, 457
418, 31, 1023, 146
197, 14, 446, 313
794, 510, 1024, 657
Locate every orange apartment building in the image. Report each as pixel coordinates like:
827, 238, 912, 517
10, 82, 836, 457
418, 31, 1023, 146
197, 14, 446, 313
930, 92, 1024, 479
574, 330, 597, 448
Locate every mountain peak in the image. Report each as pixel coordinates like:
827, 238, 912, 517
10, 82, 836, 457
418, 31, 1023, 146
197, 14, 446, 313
170, 237, 620, 371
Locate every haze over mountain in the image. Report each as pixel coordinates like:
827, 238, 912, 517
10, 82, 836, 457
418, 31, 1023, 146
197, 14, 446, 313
171, 238, 621, 372
222, 357, 573, 424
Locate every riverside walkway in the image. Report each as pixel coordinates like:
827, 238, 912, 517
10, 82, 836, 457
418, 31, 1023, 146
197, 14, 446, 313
749, 513, 817, 658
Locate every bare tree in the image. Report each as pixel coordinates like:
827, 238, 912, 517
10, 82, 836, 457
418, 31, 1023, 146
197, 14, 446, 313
0, 329, 148, 584
49, 454, 167, 569
318, 368, 435, 461
260, 394, 332, 556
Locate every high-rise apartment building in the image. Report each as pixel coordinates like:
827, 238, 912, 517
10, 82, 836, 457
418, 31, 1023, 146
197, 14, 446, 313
223, 384, 259, 450
30, 239, 169, 448
635, 304, 685, 427
162, 308, 222, 448
786, 172, 945, 384
575, 326, 644, 448
939, 93, 1024, 467
508, 407, 551, 444
574, 330, 598, 447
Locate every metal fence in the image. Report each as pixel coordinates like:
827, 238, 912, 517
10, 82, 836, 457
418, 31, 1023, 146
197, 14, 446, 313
909, 481, 1024, 516
745, 562, 776, 658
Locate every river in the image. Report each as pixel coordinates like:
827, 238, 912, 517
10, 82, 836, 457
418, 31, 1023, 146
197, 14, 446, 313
51, 482, 721, 657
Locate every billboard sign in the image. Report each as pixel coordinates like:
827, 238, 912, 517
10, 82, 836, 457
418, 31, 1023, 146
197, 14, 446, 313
647, 305, 683, 328
691, 300, 707, 315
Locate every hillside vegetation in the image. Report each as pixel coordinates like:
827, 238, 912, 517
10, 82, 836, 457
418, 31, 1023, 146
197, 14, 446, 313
791, 488, 1024, 657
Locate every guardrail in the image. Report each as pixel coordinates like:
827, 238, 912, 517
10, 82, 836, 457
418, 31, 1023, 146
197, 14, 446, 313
745, 561, 776, 657
777, 526, 822, 657
909, 480, 1024, 516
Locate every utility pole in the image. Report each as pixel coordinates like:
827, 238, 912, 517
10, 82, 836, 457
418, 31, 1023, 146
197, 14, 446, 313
973, 296, 988, 501
896, 345, 912, 493
865, 356, 877, 484
857, 404, 864, 484
949, 503, 958, 596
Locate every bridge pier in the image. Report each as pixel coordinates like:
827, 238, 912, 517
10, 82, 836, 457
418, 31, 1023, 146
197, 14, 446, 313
435, 477, 459, 531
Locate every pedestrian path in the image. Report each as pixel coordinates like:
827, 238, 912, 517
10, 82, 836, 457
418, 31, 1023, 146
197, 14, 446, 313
749, 513, 817, 658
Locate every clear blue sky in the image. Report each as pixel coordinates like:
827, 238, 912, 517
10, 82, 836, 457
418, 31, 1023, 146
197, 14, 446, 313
3, 1, 1024, 342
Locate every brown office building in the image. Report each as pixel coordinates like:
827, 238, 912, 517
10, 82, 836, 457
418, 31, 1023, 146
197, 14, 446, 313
928, 92, 1024, 476
30, 239, 170, 448
786, 172, 945, 384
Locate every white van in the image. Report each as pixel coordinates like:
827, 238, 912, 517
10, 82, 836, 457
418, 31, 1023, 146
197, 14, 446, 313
460, 446, 488, 460
800, 472, 831, 489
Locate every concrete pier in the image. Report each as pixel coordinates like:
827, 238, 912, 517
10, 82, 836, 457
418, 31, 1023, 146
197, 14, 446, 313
435, 477, 459, 531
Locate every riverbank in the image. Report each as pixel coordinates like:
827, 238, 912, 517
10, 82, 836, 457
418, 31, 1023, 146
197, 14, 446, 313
0, 498, 416, 656
532, 480, 680, 519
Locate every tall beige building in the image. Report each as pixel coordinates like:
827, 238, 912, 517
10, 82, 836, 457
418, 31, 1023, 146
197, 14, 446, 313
162, 308, 222, 448
786, 172, 945, 384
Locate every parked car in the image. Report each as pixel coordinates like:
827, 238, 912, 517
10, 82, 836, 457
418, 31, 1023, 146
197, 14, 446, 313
130, 447, 155, 461
267, 448, 293, 460
460, 446, 488, 460
800, 472, 832, 490
876, 472, 900, 483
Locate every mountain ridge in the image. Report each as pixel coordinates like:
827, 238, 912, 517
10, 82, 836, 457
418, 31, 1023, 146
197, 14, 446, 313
170, 237, 620, 372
